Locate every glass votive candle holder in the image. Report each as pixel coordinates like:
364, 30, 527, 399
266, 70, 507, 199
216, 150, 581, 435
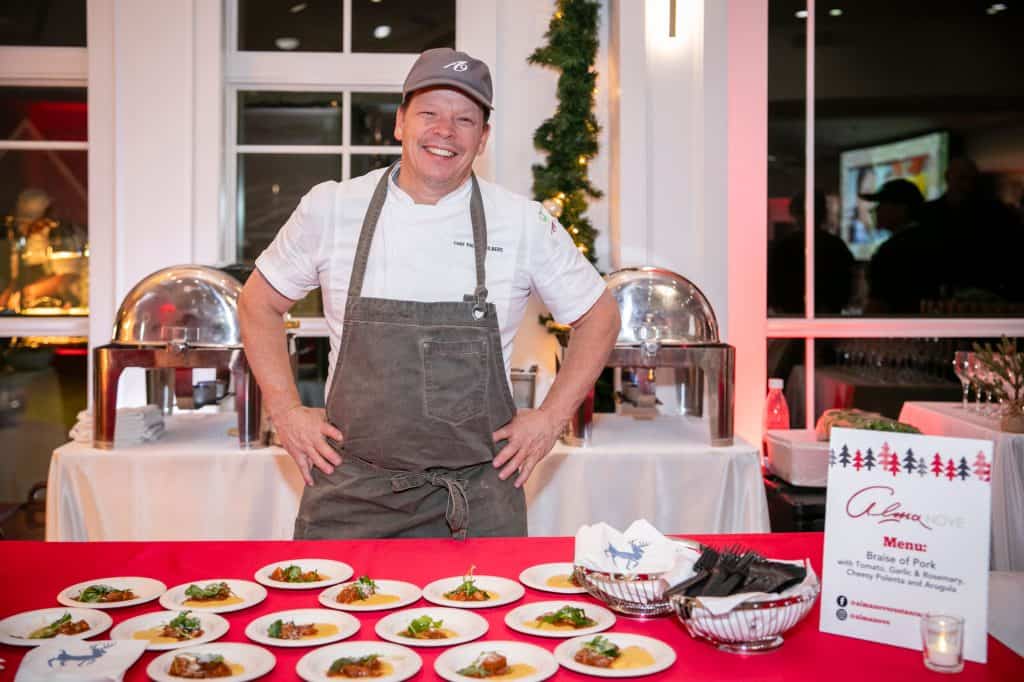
921, 614, 965, 674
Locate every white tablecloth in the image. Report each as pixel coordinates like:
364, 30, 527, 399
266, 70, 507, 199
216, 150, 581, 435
524, 414, 769, 536
989, 571, 1024, 657
46, 412, 769, 541
898, 401, 1024, 572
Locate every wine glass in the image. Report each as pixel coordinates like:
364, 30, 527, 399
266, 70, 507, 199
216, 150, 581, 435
953, 352, 973, 410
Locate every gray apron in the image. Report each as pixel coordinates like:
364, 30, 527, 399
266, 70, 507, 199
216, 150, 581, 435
293, 163, 526, 540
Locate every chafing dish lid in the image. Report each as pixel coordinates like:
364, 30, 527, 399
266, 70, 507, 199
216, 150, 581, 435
606, 267, 720, 346
111, 265, 243, 347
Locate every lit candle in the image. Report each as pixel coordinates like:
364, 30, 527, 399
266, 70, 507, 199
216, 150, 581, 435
921, 614, 964, 674
929, 633, 959, 667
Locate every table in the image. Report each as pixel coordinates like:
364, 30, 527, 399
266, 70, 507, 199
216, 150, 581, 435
46, 413, 770, 541
526, 414, 769, 536
898, 401, 1024, 572
1, 533, 1020, 681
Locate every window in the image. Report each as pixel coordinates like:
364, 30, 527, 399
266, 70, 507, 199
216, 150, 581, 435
0, 1, 87, 47
225, 1, 459, 319
766, 0, 1024, 427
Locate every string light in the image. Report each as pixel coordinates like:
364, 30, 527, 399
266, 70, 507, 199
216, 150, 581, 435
578, 155, 587, 166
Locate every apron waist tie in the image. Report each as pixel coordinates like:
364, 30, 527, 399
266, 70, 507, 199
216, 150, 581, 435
391, 471, 470, 540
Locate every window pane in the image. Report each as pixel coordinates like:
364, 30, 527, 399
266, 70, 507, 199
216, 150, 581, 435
767, 1, 808, 317
351, 153, 399, 179
767, 338, 805, 428
0, 0, 86, 47
0, 88, 87, 142
1, 151, 89, 315
351, 0, 455, 53
238, 0, 342, 52
351, 92, 401, 146
812, 338, 985, 421
815, 2, 1024, 317
237, 153, 340, 262
0, 337, 87, 538
238, 91, 343, 146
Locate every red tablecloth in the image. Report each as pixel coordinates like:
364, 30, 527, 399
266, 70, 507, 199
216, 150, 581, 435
1, 533, 1020, 681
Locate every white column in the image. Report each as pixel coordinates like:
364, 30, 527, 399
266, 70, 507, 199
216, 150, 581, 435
87, 0, 223, 406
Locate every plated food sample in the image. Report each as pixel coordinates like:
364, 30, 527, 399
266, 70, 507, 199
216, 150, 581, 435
319, 579, 421, 612
254, 558, 353, 590
147, 642, 277, 682
160, 579, 267, 614
0, 607, 112, 647
245, 609, 359, 648
517, 563, 586, 595
434, 641, 558, 682
375, 607, 488, 648
553, 633, 677, 678
110, 610, 229, 651
423, 571, 525, 609
58, 576, 166, 609
504, 601, 615, 639
296, 641, 422, 682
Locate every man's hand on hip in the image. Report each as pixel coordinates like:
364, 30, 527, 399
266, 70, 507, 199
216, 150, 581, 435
275, 406, 344, 486
492, 409, 563, 488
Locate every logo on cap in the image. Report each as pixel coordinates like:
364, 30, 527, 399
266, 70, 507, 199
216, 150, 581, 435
443, 61, 470, 72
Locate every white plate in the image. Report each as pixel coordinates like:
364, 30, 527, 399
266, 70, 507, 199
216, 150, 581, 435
0, 608, 112, 647
159, 579, 267, 613
375, 607, 489, 648
519, 563, 586, 594
57, 576, 166, 609
553, 633, 677, 678
109, 610, 229, 651
504, 601, 615, 639
434, 640, 558, 682
318, 579, 421, 612
147, 642, 276, 682
423, 575, 525, 609
253, 558, 353, 590
296, 641, 422, 682
244, 608, 359, 648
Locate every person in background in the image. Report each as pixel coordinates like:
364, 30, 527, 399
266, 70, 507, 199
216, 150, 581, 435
768, 189, 855, 316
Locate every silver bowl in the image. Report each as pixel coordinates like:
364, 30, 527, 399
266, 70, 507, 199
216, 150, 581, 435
670, 580, 820, 652
573, 566, 673, 617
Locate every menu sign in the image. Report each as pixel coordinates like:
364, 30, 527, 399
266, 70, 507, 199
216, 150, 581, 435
819, 428, 992, 663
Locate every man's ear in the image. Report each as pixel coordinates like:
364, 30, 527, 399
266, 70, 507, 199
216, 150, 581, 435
394, 104, 407, 141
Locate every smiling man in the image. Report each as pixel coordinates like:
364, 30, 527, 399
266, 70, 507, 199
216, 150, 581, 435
239, 48, 620, 540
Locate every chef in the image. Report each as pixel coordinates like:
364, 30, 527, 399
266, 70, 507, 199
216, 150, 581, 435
239, 47, 620, 539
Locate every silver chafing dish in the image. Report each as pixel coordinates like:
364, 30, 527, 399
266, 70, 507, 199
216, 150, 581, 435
92, 265, 263, 449
597, 267, 735, 446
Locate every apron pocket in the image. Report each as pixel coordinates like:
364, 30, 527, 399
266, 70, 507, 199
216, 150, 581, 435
422, 339, 487, 425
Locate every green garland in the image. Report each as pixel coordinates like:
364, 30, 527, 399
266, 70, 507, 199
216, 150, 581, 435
528, 0, 602, 265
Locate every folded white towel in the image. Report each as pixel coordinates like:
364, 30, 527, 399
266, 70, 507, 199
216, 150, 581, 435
69, 407, 165, 447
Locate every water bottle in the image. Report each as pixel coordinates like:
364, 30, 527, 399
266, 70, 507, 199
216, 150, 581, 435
764, 378, 791, 430
763, 378, 791, 471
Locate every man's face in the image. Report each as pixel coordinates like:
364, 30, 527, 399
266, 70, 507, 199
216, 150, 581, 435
394, 87, 490, 202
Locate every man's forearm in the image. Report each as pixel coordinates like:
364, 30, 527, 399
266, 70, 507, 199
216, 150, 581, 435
538, 291, 620, 424
239, 298, 301, 419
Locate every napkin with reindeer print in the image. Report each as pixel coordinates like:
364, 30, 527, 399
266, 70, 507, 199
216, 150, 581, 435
16, 639, 146, 682
574, 520, 694, 575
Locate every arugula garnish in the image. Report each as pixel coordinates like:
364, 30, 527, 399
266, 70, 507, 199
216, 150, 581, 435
353, 575, 378, 600
445, 565, 487, 599
28, 613, 72, 639
456, 651, 505, 678
267, 619, 284, 639
193, 653, 225, 665
538, 605, 596, 628
582, 635, 621, 658
405, 615, 443, 636
327, 654, 379, 674
75, 584, 117, 602
184, 582, 230, 600
167, 610, 201, 635
279, 565, 321, 583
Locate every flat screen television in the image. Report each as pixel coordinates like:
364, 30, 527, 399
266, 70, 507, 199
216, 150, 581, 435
839, 130, 949, 260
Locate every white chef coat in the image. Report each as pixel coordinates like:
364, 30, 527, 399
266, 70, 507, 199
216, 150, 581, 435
255, 164, 607, 389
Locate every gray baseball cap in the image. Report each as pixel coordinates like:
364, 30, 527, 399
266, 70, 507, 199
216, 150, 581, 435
402, 47, 494, 111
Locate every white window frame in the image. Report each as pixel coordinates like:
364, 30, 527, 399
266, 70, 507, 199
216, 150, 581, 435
768, 0, 1024, 428
0, 45, 89, 338
223, 0, 496, 337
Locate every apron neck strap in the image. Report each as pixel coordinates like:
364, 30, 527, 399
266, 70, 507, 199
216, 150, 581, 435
347, 161, 489, 310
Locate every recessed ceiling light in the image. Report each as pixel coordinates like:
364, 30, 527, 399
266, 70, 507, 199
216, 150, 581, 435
271, 183, 280, 195
289, 3, 307, 13
829, 8, 843, 17
275, 37, 300, 50
373, 25, 392, 39
795, 9, 808, 19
